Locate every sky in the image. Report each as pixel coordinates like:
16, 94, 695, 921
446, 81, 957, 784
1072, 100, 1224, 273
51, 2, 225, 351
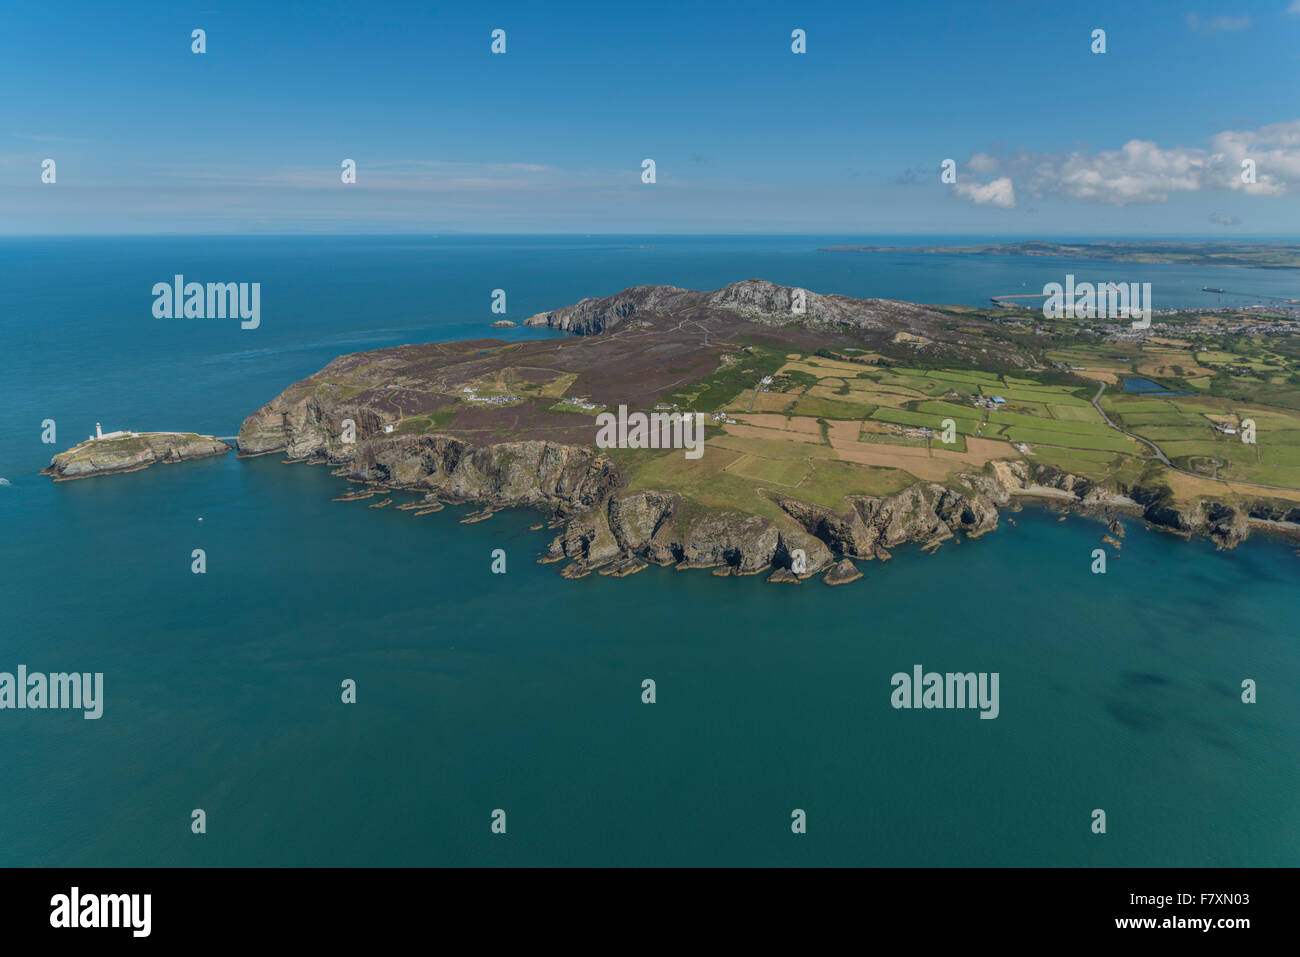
2, 0, 1299, 235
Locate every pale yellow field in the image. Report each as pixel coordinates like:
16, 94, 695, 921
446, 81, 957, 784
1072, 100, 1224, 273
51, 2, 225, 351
721, 422, 827, 447
1165, 469, 1300, 504
826, 428, 1015, 482
750, 392, 799, 413
778, 357, 875, 378
731, 413, 824, 435
1137, 357, 1214, 378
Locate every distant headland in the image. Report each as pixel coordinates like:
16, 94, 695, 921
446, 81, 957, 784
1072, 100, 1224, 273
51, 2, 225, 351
820, 240, 1300, 271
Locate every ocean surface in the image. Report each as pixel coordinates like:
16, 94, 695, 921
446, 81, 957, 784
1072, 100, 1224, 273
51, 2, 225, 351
0, 235, 1297, 866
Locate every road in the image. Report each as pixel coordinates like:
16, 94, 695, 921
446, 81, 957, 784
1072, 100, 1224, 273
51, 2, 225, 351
1089, 381, 1300, 494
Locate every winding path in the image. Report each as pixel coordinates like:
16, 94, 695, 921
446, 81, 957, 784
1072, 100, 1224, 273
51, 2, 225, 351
1089, 382, 1171, 465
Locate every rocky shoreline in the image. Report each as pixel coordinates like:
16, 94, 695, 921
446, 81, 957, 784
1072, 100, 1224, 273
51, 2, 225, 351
231, 400, 1300, 584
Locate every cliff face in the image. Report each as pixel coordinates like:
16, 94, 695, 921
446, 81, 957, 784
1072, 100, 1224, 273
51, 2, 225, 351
41, 433, 230, 481
775, 476, 1001, 559
346, 436, 619, 515
542, 475, 1006, 580
240, 403, 619, 516
991, 459, 1275, 550
543, 492, 834, 578
239, 383, 618, 513
237, 388, 389, 459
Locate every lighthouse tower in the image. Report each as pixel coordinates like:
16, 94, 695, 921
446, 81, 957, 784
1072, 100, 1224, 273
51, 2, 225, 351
95, 422, 103, 439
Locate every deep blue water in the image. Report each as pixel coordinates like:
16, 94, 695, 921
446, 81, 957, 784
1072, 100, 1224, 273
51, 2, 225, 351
1122, 377, 1191, 396
0, 236, 1297, 866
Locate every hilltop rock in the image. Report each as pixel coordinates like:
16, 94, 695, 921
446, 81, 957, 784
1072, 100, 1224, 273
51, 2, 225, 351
521, 280, 1033, 367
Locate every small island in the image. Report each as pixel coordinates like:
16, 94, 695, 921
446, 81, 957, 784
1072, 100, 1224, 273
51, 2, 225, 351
42, 423, 231, 481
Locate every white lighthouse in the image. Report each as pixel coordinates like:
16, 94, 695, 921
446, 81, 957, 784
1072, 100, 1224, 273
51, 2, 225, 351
89, 422, 131, 442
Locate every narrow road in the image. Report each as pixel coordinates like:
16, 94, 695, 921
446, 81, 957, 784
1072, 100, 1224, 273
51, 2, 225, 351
1090, 381, 1300, 494
1090, 382, 1170, 465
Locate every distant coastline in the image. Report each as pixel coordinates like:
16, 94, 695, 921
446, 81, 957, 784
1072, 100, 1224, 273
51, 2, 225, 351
821, 240, 1300, 271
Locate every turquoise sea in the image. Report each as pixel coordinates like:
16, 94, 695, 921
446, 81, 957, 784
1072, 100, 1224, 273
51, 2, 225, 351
1, 236, 1297, 866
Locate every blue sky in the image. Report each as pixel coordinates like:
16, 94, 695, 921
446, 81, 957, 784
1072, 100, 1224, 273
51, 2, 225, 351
3, 0, 1299, 234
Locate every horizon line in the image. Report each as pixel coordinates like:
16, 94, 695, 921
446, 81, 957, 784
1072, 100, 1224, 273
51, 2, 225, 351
2, 232, 1300, 241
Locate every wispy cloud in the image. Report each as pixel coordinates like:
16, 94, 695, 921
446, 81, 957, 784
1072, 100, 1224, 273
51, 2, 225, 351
143, 159, 600, 192
11, 132, 77, 143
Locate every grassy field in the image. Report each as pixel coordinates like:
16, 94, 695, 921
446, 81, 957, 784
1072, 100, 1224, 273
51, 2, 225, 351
606, 340, 1300, 514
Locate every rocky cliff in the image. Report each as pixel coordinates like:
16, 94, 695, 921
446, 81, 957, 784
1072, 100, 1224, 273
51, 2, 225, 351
539, 472, 1012, 582
239, 374, 1293, 580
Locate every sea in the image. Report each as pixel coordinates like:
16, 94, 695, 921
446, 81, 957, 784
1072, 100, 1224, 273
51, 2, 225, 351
0, 235, 1296, 866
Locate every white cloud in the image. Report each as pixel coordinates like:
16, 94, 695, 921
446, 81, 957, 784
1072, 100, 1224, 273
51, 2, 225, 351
1287, 1, 1300, 16
948, 119, 1300, 208
954, 177, 1016, 209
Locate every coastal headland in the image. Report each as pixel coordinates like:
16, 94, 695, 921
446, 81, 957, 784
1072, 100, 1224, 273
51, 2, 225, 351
232, 279, 1300, 583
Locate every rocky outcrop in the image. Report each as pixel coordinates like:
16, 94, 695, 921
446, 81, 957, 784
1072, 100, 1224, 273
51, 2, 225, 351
42, 433, 230, 481
1246, 502, 1300, 524
823, 559, 863, 586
